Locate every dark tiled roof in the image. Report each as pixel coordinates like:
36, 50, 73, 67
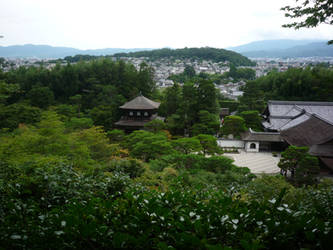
280, 115, 333, 146
320, 157, 333, 171
241, 128, 283, 142
120, 95, 160, 110
279, 112, 311, 130
309, 141, 333, 157
268, 100, 333, 121
263, 100, 333, 130
268, 100, 333, 106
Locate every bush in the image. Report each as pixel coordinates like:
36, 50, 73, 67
103, 158, 145, 178
1, 184, 332, 249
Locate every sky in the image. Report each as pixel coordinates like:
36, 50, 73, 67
1, 0, 332, 50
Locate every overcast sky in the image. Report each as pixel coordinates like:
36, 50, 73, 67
1, 0, 332, 49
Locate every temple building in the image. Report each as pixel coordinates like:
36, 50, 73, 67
262, 100, 333, 173
114, 95, 164, 132
219, 100, 333, 173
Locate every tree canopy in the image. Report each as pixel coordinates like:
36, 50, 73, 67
114, 47, 255, 66
282, 0, 333, 44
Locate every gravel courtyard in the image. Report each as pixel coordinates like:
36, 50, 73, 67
224, 150, 281, 174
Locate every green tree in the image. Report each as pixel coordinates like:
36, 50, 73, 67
239, 110, 262, 131
221, 115, 247, 137
144, 119, 166, 133
166, 114, 185, 136
184, 65, 196, 78
195, 134, 220, 156
196, 80, 218, 114
172, 137, 203, 154
66, 117, 94, 130
282, 0, 333, 44
73, 126, 117, 162
69, 94, 82, 116
125, 130, 174, 161
191, 110, 220, 136
0, 103, 41, 130
0, 81, 20, 104
238, 81, 266, 112
137, 62, 156, 97
107, 129, 125, 143
278, 146, 319, 185
159, 83, 182, 117
90, 105, 115, 130
27, 86, 55, 108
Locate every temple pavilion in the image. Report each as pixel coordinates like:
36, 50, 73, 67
114, 94, 164, 132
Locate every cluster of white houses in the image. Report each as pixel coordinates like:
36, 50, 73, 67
115, 96, 333, 173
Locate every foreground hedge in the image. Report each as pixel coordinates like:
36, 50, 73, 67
1, 180, 332, 249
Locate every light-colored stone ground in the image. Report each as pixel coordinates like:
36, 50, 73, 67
224, 150, 281, 174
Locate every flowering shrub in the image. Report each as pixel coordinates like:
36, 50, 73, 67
1, 168, 332, 249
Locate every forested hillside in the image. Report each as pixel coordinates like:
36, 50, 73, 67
114, 47, 255, 66
238, 66, 333, 112
0, 59, 155, 130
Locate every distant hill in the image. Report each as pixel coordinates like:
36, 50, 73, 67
114, 47, 255, 66
0, 44, 152, 59
228, 39, 333, 58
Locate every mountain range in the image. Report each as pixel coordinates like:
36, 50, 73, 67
1, 40, 333, 59
0, 44, 152, 59
228, 39, 333, 58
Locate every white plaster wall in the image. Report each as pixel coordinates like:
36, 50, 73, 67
217, 139, 244, 148
245, 141, 259, 152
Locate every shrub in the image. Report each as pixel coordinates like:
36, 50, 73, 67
103, 158, 145, 178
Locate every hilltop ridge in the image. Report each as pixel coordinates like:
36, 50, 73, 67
114, 47, 255, 66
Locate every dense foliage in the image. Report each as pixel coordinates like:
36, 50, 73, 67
0, 59, 156, 130
1, 60, 333, 249
282, 0, 333, 44
114, 47, 255, 66
159, 81, 220, 136
239, 66, 333, 112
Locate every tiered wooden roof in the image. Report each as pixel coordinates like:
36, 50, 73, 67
114, 95, 163, 131
119, 95, 160, 110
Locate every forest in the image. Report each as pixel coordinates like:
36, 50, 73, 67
114, 47, 256, 66
238, 66, 333, 113
0, 59, 333, 249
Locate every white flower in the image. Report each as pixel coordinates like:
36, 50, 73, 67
10, 235, 21, 240
232, 219, 239, 224
221, 215, 229, 223
189, 212, 196, 217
